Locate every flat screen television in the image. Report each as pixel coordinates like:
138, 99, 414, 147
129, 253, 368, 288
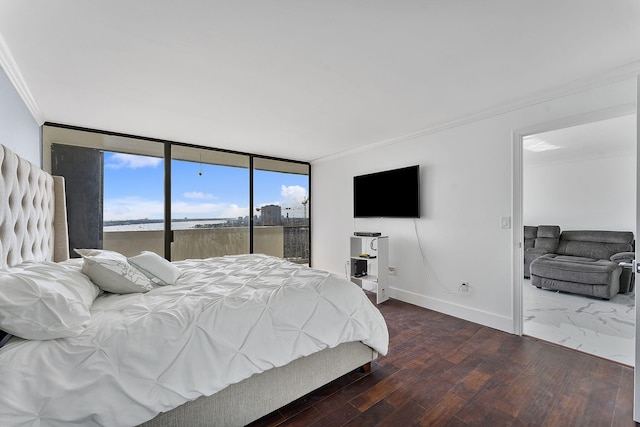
353, 165, 420, 218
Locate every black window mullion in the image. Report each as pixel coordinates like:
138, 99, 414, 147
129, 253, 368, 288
164, 142, 172, 260
249, 156, 254, 254
308, 166, 312, 267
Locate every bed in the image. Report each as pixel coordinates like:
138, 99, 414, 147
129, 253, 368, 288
0, 144, 389, 426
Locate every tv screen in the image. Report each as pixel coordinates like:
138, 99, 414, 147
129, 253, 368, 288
353, 165, 420, 218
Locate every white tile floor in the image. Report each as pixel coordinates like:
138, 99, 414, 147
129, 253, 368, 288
523, 279, 635, 366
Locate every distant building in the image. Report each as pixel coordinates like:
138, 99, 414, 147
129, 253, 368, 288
260, 205, 282, 226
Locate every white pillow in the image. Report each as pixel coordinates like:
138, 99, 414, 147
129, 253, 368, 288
0, 261, 100, 340
128, 251, 182, 286
74, 249, 153, 294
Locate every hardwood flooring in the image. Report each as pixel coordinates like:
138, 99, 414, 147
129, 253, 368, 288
248, 293, 635, 426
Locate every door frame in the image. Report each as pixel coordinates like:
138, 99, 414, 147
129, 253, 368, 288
511, 103, 637, 336
634, 75, 639, 423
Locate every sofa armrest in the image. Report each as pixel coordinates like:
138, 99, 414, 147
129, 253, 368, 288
610, 251, 635, 263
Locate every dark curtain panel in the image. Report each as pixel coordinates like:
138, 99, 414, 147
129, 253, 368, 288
51, 144, 104, 257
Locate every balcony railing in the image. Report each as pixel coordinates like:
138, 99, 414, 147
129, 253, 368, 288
103, 225, 309, 264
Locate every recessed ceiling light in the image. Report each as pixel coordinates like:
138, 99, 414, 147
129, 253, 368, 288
523, 136, 561, 152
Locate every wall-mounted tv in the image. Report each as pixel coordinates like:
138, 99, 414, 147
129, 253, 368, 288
353, 165, 420, 218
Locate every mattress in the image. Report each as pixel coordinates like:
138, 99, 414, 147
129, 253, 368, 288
0, 254, 388, 426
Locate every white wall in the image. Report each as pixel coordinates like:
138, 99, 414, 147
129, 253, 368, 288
524, 154, 635, 231
312, 77, 637, 333
0, 66, 40, 164
634, 74, 640, 423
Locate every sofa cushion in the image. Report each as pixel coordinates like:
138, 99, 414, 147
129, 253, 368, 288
534, 238, 559, 252
537, 225, 561, 239
524, 226, 538, 250
556, 230, 634, 259
524, 226, 538, 239
534, 226, 561, 252
531, 254, 621, 286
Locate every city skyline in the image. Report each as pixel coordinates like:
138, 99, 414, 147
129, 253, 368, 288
103, 152, 309, 222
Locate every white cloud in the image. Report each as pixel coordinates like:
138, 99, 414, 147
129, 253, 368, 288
103, 197, 164, 221
171, 201, 223, 217
252, 186, 309, 219
280, 185, 307, 207
172, 201, 248, 219
221, 204, 249, 218
106, 153, 163, 169
104, 197, 249, 221
183, 191, 214, 200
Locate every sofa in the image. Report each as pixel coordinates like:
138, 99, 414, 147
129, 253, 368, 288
526, 227, 635, 299
524, 225, 560, 279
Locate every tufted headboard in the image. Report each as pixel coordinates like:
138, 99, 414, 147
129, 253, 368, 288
0, 144, 69, 269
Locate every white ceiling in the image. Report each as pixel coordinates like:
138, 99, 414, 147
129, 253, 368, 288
523, 114, 636, 166
0, 1, 639, 162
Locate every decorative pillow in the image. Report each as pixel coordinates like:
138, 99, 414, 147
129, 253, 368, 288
0, 261, 100, 340
74, 249, 153, 294
128, 251, 182, 286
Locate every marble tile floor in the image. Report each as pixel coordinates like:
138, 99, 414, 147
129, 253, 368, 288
523, 279, 635, 367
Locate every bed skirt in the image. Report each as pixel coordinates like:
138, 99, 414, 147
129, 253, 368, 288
140, 341, 377, 426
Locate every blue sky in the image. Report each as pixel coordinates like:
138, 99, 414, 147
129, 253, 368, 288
103, 152, 308, 221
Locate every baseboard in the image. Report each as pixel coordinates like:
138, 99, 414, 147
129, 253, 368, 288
389, 287, 513, 334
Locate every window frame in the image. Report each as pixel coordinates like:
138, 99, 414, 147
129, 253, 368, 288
42, 122, 312, 265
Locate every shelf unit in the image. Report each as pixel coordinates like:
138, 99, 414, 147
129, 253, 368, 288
349, 235, 389, 304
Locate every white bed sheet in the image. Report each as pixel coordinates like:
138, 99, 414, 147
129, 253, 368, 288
0, 254, 388, 426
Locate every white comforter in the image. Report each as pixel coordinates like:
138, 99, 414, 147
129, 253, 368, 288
0, 254, 388, 426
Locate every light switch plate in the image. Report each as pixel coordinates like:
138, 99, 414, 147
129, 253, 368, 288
500, 216, 511, 229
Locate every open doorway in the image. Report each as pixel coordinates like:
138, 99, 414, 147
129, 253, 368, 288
519, 113, 636, 366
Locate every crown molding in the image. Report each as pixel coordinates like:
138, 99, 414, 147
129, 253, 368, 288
313, 60, 640, 164
0, 33, 44, 125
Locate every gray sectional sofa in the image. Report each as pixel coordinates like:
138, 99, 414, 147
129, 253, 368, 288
524, 225, 560, 279
525, 226, 634, 299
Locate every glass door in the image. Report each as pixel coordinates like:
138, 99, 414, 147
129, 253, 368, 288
44, 125, 312, 264
102, 149, 166, 257
170, 145, 250, 261
46, 126, 166, 258
253, 158, 310, 264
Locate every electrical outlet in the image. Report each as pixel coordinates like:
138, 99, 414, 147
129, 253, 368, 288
388, 267, 396, 275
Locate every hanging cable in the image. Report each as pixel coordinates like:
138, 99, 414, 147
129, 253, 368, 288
413, 218, 466, 295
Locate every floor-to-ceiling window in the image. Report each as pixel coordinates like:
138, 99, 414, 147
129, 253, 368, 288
103, 150, 166, 256
253, 158, 310, 264
42, 124, 311, 263
170, 144, 250, 261
46, 127, 166, 257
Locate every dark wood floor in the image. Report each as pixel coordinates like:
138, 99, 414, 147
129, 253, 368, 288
248, 293, 635, 427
